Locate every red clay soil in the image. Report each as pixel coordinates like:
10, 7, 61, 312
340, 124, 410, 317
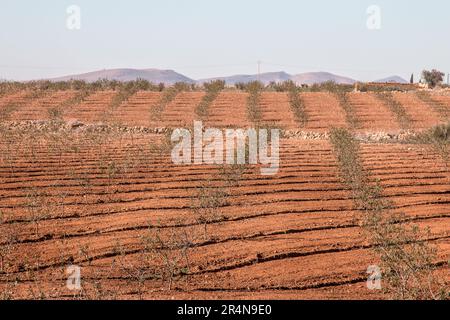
111, 91, 161, 127
0, 91, 38, 118
203, 92, 252, 128
428, 93, 450, 120
346, 92, 400, 132
258, 92, 298, 130
360, 143, 450, 223
9, 91, 76, 121
0, 89, 449, 300
0, 134, 448, 299
2, 89, 449, 131
158, 91, 206, 128
63, 91, 116, 123
301, 92, 348, 131
392, 92, 443, 130
0, 90, 30, 105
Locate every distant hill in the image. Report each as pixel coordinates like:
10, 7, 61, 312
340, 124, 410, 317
374, 76, 408, 84
198, 71, 292, 85
199, 71, 356, 85
290, 72, 356, 85
50, 68, 195, 84
44, 68, 408, 86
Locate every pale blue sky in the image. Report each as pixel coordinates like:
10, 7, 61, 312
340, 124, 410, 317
1, 0, 449, 81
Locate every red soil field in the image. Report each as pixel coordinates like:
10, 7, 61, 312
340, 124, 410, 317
0, 88, 449, 300
0, 90, 31, 107
63, 91, 116, 123
347, 92, 400, 132
259, 92, 298, 130
158, 92, 205, 128
428, 94, 450, 119
111, 92, 161, 127
10, 91, 77, 121
0, 91, 39, 120
391, 92, 442, 129
2, 89, 449, 132
204, 92, 251, 128
301, 92, 348, 131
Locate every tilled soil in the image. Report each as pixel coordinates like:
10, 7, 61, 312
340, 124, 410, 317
0, 89, 449, 299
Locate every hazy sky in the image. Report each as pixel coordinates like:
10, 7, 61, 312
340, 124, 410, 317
1, 0, 449, 81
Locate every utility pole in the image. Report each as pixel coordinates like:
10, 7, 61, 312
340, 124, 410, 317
447, 72, 449, 85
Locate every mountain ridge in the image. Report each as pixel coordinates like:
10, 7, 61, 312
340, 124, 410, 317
50, 68, 195, 84
374, 75, 408, 84
46, 68, 406, 85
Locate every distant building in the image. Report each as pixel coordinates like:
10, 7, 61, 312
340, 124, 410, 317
418, 78, 430, 89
